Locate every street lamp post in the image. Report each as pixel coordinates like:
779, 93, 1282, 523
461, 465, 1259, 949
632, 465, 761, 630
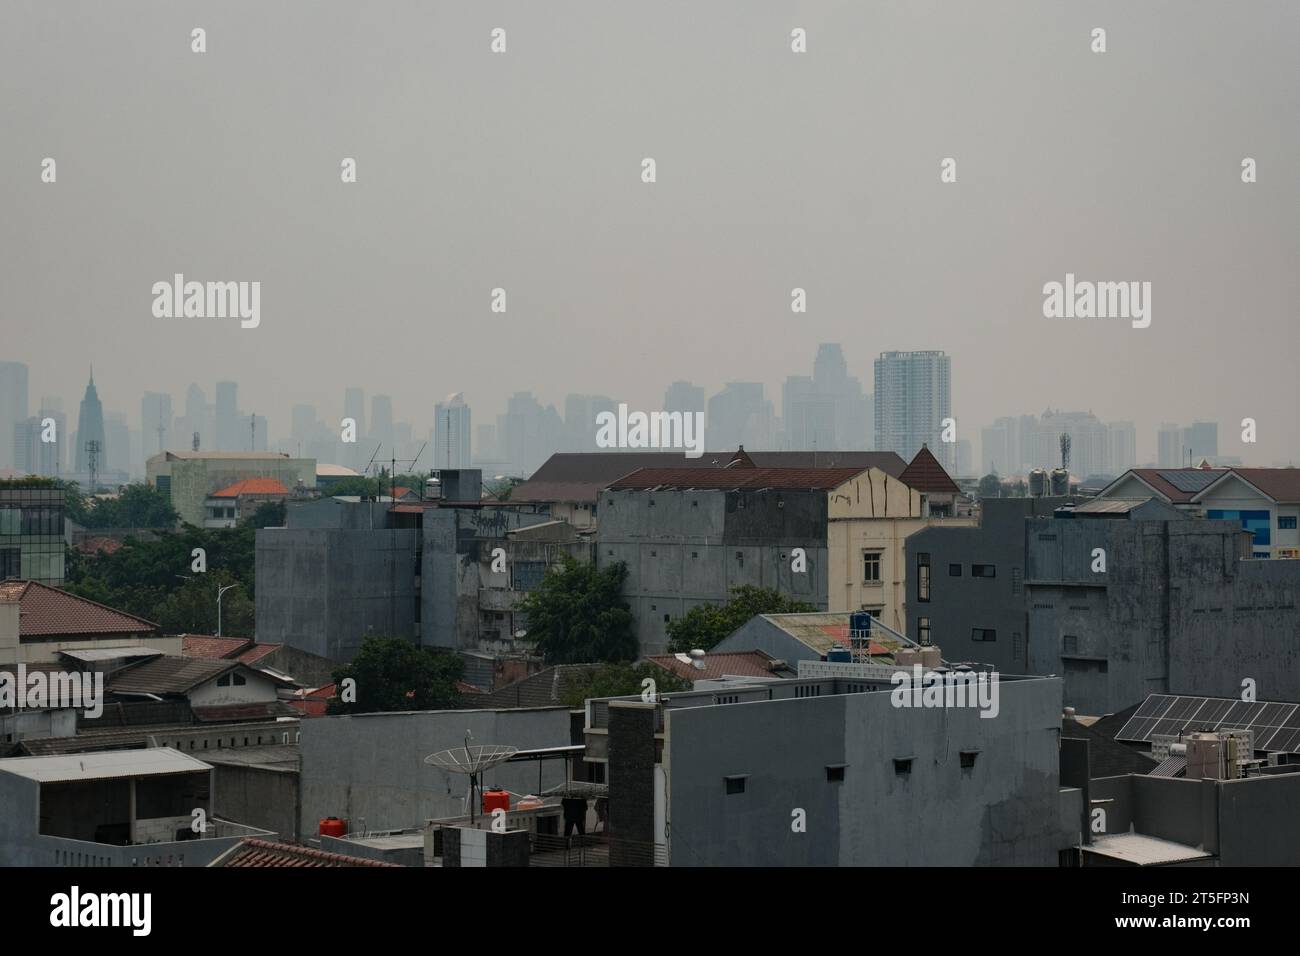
216, 583, 241, 637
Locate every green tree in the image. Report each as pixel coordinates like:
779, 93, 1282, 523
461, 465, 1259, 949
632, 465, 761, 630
244, 499, 286, 528
151, 569, 254, 636
515, 556, 637, 664
558, 662, 693, 708
328, 635, 464, 714
666, 585, 817, 653
325, 476, 384, 497
977, 472, 1002, 499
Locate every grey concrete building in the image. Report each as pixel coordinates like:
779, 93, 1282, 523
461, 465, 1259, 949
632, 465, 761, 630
1025, 508, 1300, 715
297, 706, 574, 837
903, 497, 1087, 674
587, 672, 1076, 866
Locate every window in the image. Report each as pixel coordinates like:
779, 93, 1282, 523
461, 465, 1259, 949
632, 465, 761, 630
648, 499, 655, 507
663, 614, 670, 623
971, 628, 997, 642
1013, 631, 1024, 659
511, 561, 546, 591
826, 765, 846, 783
917, 552, 930, 602
893, 758, 913, 776
948, 563, 962, 577
724, 776, 747, 795
972, 564, 996, 578
917, 617, 931, 646
863, 550, 883, 583
960, 751, 978, 770
1011, 567, 1023, 595
217, 674, 232, 687
691, 551, 698, 558
0, 547, 20, 579
233, 673, 246, 686
735, 551, 744, 567
1280, 517, 1298, 530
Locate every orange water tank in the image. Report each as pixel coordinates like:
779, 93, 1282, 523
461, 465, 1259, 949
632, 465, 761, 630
482, 789, 511, 814
319, 817, 347, 837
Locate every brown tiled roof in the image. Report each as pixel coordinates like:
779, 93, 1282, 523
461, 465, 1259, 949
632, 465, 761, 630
76, 536, 123, 556
209, 478, 289, 498
513, 451, 907, 502
211, 838, 401, 868
236, 643, 282, 665
608, 466, 865, 491
108, 656, 237, 695
1120, 468, 1227, 503
1217, 468, 1300, 504
0, 581, 158, 637
475, 664, 601, 709
898, 445, 962, 494
644, 650, 793, 681
192, 701, 299, 722
183, 635, 253, 659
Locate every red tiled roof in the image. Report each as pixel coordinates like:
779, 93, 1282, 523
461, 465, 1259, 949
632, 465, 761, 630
609, 466, 865, 491
898, 445, 962, 495
236, 643, 281, 665
183, 635, 253, 659
212, 838, 401, 868
0, 581, 158, 637
645, 650, 792, 681
210, 478, 289, 498
76, 536, 123, 556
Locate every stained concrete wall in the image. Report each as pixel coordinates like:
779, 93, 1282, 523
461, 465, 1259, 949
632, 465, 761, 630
297, 706, 573, 836
664, 676, 1067, 866
211, 764, 299, 842
1027, 517, 1300, 715
597, 489, 829, 655
256, 527, 418, 661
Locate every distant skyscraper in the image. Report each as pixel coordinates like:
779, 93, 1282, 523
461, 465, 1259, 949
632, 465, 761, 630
105, 411, 130, 475
1157, 423, 1182, 468
215, 381, 238, 450
955, 438, 973, 477
370, 395, 395, 455
874, 351, 952, 469
1182, 421, 1219, 464
663, 381, 706, 420
290, 404, 317, 443
343, 387, 366, 470
499, 392, 565, 476
13, 419, 42, 476
142, 392, 173, 457
74, 369, 106, 477
980, 417, 1018, 475
36, 397, 64, 475
434, 392, 472, 468
1032, 409, 1108, 477
0, 361, 29, 471
1107, 421, 1137, 475
708, 382, 775, 450
564, 394, 617, 451
474, 423, 498, 462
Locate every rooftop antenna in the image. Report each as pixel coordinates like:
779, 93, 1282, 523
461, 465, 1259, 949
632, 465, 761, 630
1059, 433, 1071, 471
156, 408, 166, 455
424, 733, 518, 826
192, 431, 200, 452
250, 413, 256, 451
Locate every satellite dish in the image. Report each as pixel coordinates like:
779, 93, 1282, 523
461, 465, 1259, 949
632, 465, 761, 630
424, 733, 518, 824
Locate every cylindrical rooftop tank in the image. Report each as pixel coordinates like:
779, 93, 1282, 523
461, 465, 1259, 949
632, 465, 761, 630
482, 789, 511, 814
826, 645, 852, 663
1050, 468, 1070, 496
319, 817, 347, 837
1029, 468, 1049, 497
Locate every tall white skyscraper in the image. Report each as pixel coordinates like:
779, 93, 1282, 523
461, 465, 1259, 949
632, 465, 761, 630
873, 350, 952, 469
434, 392, 471, 468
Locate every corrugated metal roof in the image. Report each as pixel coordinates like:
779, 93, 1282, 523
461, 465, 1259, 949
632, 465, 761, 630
1072, 498, 1154, 514
1086, 833, 1212, 865
645, 650, 793, 681
209, 477, 289, 498
0, 747, 211, 783
58, 645, 165, 662
211, 838, 400, 868
108, 656, 237, 695
1150, 755, 1187, 777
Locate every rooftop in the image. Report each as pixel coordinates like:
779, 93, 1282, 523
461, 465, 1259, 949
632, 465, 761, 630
0, 747, 210, 784
898, 445, 962, 495
210, 838, 401, 868
0, 581, 158, 637
609, 466, 867, 492
209, 478, 289, 498
1085, 832, 1213, 866
645, 650, 795, 682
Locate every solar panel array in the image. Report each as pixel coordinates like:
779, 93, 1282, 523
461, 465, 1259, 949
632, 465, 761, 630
1157, 469, 1221, 494
1116, 694, 1300, 753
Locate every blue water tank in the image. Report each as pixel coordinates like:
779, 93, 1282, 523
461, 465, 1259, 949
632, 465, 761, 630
826, 645, 852, 663
849, 610, 873, 643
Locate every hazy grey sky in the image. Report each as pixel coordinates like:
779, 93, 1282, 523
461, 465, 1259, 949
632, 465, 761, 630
4, 1, 1298, 462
